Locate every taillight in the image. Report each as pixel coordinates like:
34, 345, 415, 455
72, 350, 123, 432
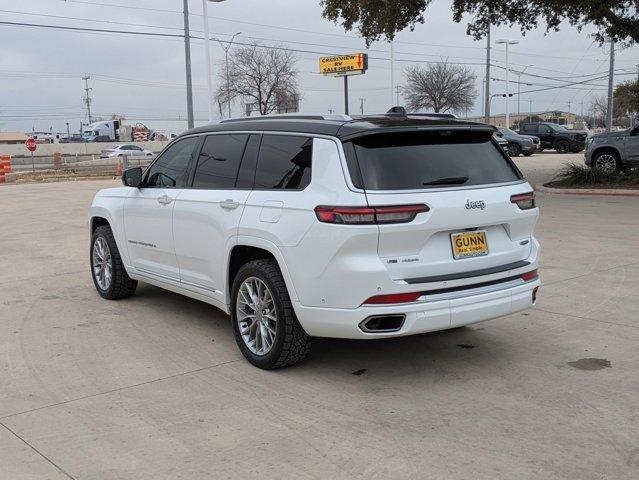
521, 269, 538, 282
315, 204, 428, 225
510, 192, 536, 210
363, 292, 422, 305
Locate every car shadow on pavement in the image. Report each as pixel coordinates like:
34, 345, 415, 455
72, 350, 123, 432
133, 283, 512, 376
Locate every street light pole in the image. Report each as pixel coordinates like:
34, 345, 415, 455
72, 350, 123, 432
202, 0, 214, 123
204, 1, 232, 121
516, 65, 532, 116
182, 0, 194, 129
390, 41, 395, 106
495, 39, 519, 128
213, 32, 242, 118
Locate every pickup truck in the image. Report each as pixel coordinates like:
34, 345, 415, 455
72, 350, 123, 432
518, 122, 587, 153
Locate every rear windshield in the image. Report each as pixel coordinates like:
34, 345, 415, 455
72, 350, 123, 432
344, 130, 521, 190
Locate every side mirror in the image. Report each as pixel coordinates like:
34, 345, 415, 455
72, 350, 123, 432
496, 132, 503, 137
122, 167, 143, 187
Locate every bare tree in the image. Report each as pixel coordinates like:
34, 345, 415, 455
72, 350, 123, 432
216, 42, 299, 116
588, 95, 607, 127
402, 62, 477, 113
589, 94, 627, 128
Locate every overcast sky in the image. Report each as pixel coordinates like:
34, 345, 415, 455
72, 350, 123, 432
1, 0, 638, 135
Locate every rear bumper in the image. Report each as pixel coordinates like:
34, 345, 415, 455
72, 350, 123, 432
294, 278, 540, 339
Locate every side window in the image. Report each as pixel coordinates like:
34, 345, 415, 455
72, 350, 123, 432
254, 135, 313, 190
130, 145, 142, 151
192, 134, 249, 189
539, 125, 552, 134
145, 136, 199, 188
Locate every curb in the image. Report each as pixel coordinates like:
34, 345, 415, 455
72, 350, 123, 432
535, 184, 639, 197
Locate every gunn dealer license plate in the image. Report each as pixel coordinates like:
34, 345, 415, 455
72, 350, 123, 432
451, 231, 489, 259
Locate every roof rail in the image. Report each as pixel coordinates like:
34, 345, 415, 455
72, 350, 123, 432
220, 113, 352, 123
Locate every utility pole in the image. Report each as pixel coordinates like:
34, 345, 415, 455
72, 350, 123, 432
481, 78, 486, 117
396, 85, 401, 105
82, 75, 92, 123
484, 26, 491, 124
606, 38, 615, 132
183, 0, 194, 129
359, 98, 365, 115
528, 99, 533, 123
65, 122, 70, 138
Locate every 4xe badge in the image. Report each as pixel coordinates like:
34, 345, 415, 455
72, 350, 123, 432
465, 200, 486, 210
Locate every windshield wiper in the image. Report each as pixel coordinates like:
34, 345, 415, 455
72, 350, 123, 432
422, 176, 469, 186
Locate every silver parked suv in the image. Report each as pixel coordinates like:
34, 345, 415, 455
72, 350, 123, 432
585, 125, 639, 173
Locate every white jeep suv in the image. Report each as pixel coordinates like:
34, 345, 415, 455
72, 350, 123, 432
89, 113, 540, 369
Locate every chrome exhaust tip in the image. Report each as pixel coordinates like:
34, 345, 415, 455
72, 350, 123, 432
359, 314, 406, 333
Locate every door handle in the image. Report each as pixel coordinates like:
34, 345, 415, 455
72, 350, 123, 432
157, 195, 173, 205
220, 199, 239, 210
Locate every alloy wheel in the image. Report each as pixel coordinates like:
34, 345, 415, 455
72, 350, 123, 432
92, 237, 113, 291
594, 154, 618, 174
236, 277, 277, 356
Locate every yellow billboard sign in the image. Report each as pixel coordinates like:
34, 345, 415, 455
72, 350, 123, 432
319, 53, 368, 75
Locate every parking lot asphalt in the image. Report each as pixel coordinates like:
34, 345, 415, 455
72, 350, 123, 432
1, 157, 638, 479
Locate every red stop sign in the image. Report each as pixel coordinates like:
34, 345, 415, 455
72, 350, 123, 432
26, 137, 37, 152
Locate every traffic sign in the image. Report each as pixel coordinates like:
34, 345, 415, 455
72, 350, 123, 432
25, 137, 37, 152
320, 53, 368, 76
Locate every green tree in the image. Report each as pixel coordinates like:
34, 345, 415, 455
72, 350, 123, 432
614, 79, 639, 116
320, 1, 639, 45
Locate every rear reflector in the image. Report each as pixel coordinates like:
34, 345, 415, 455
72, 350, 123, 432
315, 204, 429, 225
363, 292, 422, 305
510, 192, 536, 210
521, 269, 538, 282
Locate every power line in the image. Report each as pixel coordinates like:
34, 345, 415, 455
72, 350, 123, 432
4, 14, 631, 81
53, 1, 617, 64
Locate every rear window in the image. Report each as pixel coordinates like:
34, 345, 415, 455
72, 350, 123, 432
344, 130, 521, 190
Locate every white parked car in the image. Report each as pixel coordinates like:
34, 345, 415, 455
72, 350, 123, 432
88, 113, 540, 369
100, 144, 154, 158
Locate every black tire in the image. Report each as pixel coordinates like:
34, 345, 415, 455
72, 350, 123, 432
592, 150, 621, 174
523, 151, 533, 157
508, 142, 521, 157
90, 225, 137, 300
231, 259, 311, 369
555, 139, 570, 153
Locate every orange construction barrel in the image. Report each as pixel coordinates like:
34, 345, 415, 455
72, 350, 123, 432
0, 155, 11, 173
